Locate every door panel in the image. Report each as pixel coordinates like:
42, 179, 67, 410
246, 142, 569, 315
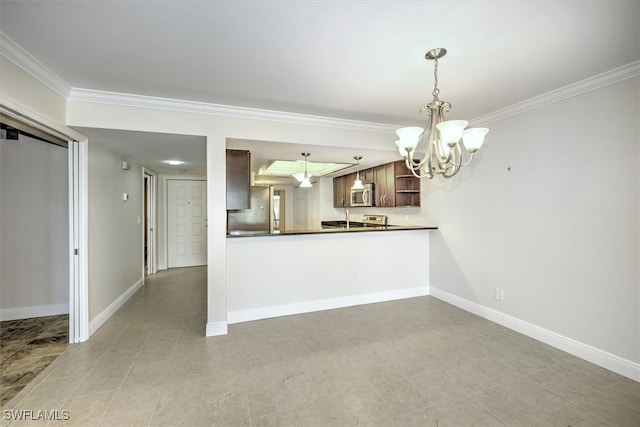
168, 180, 207, 268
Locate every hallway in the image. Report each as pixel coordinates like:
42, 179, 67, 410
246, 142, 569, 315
2, 266, 638, 426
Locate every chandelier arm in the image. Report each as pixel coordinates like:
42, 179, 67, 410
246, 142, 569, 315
461, 152, 476, 167
406, 149, 433, 179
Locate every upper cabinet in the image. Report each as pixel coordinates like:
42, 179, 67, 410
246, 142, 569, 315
374, 162, 395, 207
333, 175, 347, 208
333, 172, 358, 208
226, 149, 251, 210
333, 160, 420, 208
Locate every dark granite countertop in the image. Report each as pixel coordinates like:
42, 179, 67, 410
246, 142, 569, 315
227, 224, 437, 238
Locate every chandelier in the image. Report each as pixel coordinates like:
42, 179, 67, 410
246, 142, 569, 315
395, 48, 489, 179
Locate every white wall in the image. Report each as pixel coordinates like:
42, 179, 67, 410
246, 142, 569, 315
227, 230, 431, 321
87, 139, 143, 322
426, 78, 639, 365
0, 132, 69, 319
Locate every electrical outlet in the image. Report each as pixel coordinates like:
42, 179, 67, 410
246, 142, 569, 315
495, 287, 504, 301
356, 274, 364, 285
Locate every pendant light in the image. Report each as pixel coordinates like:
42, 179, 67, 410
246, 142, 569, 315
299, 152, 312, 188
351, 156, 365, 190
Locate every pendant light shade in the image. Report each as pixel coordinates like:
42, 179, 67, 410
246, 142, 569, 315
351, 155, 365, 190
298, 152, 312, 188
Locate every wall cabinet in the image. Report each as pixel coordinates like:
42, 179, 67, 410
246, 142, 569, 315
374, 162, 395, 207
332, 160, 420, 208
333, 175, 347, 208
333, 173, 358, 208
226, 149, 251, 210
361, 168, 375, 184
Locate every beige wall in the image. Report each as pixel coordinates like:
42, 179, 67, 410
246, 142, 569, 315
0, 56, 68, 132
87, 140, 143, 321
426, 77, 639, 364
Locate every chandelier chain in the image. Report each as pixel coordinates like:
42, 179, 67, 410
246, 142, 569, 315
431, 57, 440, 101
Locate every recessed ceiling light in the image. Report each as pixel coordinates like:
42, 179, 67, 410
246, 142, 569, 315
164, 160, 184, 166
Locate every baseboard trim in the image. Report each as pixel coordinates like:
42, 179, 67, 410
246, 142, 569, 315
429, 287, 640, 382
88, 277, 144, 336
0, 303, 69, 321
227, 287, 430, 324
206, 321, 228, 337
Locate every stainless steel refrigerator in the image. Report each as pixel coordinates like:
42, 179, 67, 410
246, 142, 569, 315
227, 186, 274, 235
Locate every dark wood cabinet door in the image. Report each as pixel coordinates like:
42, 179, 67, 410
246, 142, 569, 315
226, 149, 251, 210
374, 163, 395, 206
361, 168, 374, 184
333, 176, 346, 208
343, 173, 356, 207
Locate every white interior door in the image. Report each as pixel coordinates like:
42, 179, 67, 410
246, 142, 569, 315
167, 179, 207, 268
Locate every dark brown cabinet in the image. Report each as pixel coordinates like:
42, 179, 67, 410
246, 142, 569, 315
333, 173, 358, 207
332, 161, 420, 208
361, 168, 375, 184
374, 162, 395, 207
226, 149, 251, 210
394, 160, 421, 207
333, 175, 347, 208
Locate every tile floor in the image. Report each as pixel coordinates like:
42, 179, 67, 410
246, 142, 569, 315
1, 315, 69, 406
1, 266, 639, 426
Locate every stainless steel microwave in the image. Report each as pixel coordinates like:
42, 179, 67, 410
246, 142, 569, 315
350, 183, 374, 207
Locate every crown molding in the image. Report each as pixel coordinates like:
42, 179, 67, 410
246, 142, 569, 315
3, 28, 636, 133
68, 88, 401, 134
471, 61, 640, 126
0, 32, 71, 99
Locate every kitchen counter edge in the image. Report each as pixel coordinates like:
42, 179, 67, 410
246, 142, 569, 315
227, 225, 438, 238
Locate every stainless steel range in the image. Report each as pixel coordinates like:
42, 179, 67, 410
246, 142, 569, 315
362, 214, 388, 227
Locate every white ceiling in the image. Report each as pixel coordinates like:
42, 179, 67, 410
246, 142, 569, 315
1, 1, 638, 181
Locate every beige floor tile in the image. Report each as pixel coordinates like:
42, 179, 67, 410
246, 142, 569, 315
102, 383, 161, 419
3, 266, 637, 427
48, 391, 114, 426
98, 409, 153, 427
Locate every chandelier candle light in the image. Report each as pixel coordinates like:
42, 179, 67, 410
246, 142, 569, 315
395, 48, 489, 179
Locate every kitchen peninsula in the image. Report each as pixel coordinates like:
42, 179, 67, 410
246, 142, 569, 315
224, 149, 436, 326
226, 222, 435, 324
227, 223, 436, 237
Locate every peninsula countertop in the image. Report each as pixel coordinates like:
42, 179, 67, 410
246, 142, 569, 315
227, 224, 437, 238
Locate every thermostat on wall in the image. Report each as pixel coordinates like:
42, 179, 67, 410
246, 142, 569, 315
121, 160, 131, 170
122, 193, 129, 202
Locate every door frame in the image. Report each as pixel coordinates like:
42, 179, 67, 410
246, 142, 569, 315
68, 140, 89, 343
0, 105, 89, 343
143, 168, 158, 277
